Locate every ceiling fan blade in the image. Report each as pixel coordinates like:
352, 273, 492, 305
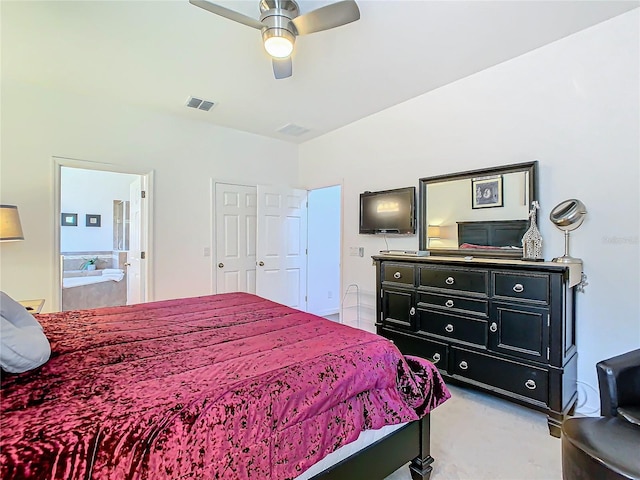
272, 58, 292, 79
291, 0, 360, 35
189, 0, 264, 29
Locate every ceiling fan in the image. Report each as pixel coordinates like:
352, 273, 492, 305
189, 0, 360, 79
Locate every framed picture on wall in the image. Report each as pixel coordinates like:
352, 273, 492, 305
472, 176, 503, 209
86, 214, 101, 227
61, 213, 78, 226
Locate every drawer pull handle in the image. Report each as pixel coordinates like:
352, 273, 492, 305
393, 272, 402, 279
513, 283, 524, 293
525, 379, 537, 390
445, 276, 455, 285
409, 307, 416, 316
445, 299, 454, 308
459, 361, 468, 370
432, 353, 441, 363
489, 322, 497, 333
445, 324, 454, 333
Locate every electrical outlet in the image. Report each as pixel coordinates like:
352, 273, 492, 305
204, 247, 211, 257
328, 291, 333, 299
349, 247, 365, 257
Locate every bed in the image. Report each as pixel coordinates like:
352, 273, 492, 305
0, 292, 450, 480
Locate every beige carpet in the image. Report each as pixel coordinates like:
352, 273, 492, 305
385, 384, 562, 480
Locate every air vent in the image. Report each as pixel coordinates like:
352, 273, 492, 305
277, 123, 310, 136
185, 96, 217, 111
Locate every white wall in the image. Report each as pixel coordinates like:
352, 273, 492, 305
0, 81, 299, 310
299, 11, 640, 413
60, 168, 138, 252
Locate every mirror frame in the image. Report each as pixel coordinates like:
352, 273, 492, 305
418, 161, 538, 258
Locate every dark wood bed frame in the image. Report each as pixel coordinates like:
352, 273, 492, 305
311, 415, 432, 480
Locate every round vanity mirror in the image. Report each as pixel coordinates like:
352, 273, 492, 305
550, 199, 587, 264
550, 199, 587, 231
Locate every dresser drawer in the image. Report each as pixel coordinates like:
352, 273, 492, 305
419, 266, 488, 295
451, 347, 549, 403
418, 310, 487, 347
383, 331, 449, 371
418, 292, 488, 316
382, 263, 415, 286
493, 272, 549, 304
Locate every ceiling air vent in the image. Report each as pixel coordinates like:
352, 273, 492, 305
277, 123, 310, 137
185, 96, 216, 111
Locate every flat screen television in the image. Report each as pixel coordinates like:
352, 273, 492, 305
359, 186, 416, 234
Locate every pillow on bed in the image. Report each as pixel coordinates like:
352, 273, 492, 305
0, 291, 51, 373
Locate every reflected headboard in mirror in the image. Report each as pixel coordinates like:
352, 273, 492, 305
418, 161, 538, 258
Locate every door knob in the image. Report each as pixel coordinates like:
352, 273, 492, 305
124, 263, 131, 266
258, 261, 265, 266
218, 263, 224, 268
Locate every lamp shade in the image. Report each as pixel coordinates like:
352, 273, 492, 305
0, 205, 25, 241
263, 28, 295, 58
427, 225, 441, 238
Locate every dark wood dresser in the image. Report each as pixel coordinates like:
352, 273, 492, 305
373, 254, 581, 437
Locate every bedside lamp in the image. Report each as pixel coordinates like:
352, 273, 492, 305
0, 205, 25, 241
427, 225, 441, 239
427, 225, 441, 246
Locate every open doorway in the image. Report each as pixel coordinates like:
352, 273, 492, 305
306, 185, 341, 319
55, 161, 151, 311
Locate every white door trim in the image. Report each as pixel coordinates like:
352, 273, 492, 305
53, 156, 154, 311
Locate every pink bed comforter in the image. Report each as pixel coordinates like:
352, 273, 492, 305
1, 292, 450, 479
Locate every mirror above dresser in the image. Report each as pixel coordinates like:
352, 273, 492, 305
419, 161, 538, 259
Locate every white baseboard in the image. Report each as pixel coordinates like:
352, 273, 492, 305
309, 307, 339, 317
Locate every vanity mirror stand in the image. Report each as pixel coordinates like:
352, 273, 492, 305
374, 161, 581, 437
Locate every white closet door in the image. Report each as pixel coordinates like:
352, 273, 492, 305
256, 185, 308, 310
214, 183, 257, 294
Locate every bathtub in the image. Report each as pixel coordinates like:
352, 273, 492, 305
62, 269, 126, 311
63, 269, 125, 288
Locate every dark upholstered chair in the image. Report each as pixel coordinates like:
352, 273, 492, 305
562, 349, 640, 480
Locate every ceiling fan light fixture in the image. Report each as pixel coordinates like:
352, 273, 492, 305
263, 28, 295, 58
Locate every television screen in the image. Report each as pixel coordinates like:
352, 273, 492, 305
359, 187, 416, 234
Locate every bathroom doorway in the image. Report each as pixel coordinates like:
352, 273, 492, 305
55, 159, 152, 311
307, 185, 341, 318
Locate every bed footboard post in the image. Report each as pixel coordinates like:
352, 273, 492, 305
409, 415, 434, 480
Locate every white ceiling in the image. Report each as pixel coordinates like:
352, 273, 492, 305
3, 0, 638, 143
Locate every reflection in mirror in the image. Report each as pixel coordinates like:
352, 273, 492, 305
419, 162, 538, 258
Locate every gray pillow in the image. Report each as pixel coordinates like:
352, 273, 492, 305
0, 291, 51, 373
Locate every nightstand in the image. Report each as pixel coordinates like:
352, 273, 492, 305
18, 299, 45, 314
